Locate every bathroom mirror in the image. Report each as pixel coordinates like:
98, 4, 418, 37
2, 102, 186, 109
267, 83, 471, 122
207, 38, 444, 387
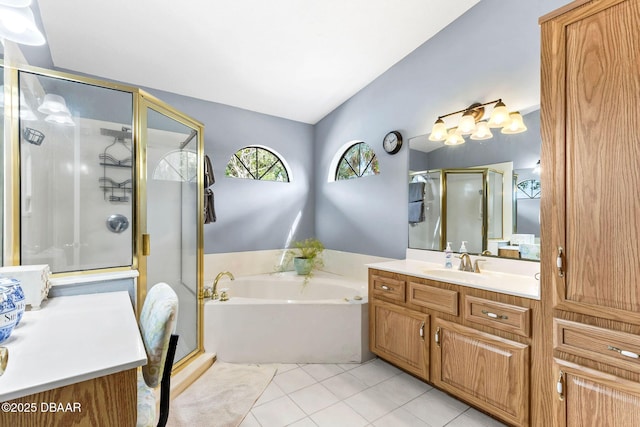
408, 109, 541, 260
18, 70, 134, 272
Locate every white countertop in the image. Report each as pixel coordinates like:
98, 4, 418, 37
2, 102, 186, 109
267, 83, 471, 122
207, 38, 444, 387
367, 259, 540, 300
0, 291, 147, 402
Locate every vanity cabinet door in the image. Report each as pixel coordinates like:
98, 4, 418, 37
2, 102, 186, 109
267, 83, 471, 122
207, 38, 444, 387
432, 318, 529, 427
370, 300, 429, 380
555, 360, 640, 427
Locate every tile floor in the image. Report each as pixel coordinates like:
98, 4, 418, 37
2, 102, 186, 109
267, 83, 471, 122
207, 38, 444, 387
240, 358, 507, 427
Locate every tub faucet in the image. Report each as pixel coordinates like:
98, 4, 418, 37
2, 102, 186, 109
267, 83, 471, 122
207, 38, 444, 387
458, 253, 473, 272
212, 271, 234, 300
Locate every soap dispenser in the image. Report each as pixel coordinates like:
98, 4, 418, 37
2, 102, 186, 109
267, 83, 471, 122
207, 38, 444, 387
445, 242, 453, 269
459, 241, 468, 254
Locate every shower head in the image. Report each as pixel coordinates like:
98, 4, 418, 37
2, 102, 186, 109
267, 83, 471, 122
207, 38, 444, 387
100, 127, 132, 141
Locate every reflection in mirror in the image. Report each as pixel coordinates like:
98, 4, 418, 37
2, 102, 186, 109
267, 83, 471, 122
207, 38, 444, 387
18, 71, 134, 272
408, 109, 540, 261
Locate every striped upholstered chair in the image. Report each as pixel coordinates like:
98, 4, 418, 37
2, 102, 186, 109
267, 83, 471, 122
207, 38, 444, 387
137, 283, 179, 427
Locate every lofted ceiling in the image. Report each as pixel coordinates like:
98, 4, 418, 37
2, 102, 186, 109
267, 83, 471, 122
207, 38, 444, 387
37, 0, 479, 124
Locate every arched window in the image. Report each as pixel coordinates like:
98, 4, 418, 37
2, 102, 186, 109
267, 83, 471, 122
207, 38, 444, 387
225, 146, 290, 182
335, 142, 380, 180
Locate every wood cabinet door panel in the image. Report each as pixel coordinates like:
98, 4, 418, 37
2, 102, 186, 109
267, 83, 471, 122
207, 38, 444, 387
371, 300, 429, 379
563, 0, 640, 315
557, 359, 640, 427
434, 319, 529, 426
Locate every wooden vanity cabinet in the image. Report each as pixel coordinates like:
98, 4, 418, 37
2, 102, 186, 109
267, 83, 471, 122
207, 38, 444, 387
432, 318, 530, 427
370, 300, 429, 380
541, 0, 640, 425
368, 268, 538, 426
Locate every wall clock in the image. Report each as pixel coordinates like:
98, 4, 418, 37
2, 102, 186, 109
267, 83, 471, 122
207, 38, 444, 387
383, 131, 403, 155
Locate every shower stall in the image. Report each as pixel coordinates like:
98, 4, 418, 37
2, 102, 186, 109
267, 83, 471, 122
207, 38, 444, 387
3, 65, 204, 365
409, 168, 504, 254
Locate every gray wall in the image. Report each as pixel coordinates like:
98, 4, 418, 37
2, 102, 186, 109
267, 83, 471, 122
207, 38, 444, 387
314, 0, 566, 259
138, 89, 315, 254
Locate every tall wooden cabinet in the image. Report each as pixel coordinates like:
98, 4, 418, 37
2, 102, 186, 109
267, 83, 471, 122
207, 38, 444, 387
540, 0, 640, 425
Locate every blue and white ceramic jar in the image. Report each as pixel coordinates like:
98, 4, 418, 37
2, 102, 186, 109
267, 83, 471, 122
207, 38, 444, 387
0, 278, 25, 326
0, 286, 17, 343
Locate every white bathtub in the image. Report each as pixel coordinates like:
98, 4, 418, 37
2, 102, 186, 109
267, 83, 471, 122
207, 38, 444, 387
203, 271, 374, 364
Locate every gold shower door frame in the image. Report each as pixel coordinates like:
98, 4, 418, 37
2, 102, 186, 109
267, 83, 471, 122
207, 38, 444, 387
137, 93, 205, 369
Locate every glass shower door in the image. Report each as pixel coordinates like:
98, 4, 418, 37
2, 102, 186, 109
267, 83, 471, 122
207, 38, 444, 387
139, 99, 203, 364
444, 170, 485, 254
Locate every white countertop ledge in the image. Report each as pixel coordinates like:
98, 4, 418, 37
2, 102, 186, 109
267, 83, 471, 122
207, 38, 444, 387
367, 259, 540, 300
0, 291, 147, 402
49, 269, 139, 286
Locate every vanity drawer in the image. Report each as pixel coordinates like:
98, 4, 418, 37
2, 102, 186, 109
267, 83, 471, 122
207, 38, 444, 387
465, 296, 530, 337
371, 275, 405, 302
554, 319, 640, 374
408, 282, 458, 316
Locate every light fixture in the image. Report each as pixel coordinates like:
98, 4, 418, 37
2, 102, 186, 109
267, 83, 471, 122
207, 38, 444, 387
0, 4, 46, 46
470, 121, 492, 140
444, 128, 465, 146
428, 99, 526, 145
45, 113, 75, 126
38, 94, 71, 115
428, 118, 447, 141
487, 100, 511, 128
501, 112, 527, 134
39, 93, 75, 126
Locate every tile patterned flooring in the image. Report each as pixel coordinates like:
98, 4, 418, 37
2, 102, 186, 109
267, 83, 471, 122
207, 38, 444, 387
240, 358, 507, 427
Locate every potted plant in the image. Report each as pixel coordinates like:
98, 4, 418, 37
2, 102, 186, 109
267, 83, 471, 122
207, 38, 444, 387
281, 237, 324, 285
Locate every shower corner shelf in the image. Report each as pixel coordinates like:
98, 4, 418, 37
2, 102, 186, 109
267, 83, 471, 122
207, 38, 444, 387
100, 127, 133, 203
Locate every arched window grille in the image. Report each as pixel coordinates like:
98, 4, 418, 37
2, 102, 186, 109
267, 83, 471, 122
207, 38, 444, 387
225, 146, 290, 182
335, 142, 380, 180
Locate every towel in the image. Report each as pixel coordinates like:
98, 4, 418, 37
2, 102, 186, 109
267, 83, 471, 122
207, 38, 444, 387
204, 154, 215, 188
409, 182, 425, 202
204, 188, 216, 224
408, 201, 425, 223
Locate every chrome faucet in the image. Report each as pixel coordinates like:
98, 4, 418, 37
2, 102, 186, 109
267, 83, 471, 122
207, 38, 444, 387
212, 271, 234, 300
458, 253, 473, 272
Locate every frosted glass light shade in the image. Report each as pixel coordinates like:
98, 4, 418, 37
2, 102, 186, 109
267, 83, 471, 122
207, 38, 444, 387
0, 5, 45, 46
429, 118, 447, 142
470, 121, 493, 140
458, 111, 476, 135
45, 113, 75, 126
444, 128, 465, 145
487, 101, 511, 128
38, 94, 70, 115
501, 112, 527, 134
